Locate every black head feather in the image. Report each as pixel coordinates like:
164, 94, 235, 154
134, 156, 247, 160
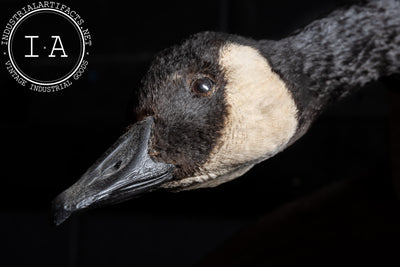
137, 32, 229, 179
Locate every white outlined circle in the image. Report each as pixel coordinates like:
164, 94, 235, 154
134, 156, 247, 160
7, 8, 85, 86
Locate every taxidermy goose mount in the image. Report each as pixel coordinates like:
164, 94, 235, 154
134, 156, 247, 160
53, 0, 400, 225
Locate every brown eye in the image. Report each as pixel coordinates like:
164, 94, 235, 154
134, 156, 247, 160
191, 77, 214, 96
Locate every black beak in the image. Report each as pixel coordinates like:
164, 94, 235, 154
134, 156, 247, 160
52, 116, 174, 225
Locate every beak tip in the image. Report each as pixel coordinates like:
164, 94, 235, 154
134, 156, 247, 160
52, 196, 73, 226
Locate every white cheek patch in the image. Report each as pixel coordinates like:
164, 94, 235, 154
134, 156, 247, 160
162, 43, 298, 190
217, 43, 298, 163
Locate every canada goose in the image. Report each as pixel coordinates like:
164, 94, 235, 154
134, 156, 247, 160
53, 0, 400, 225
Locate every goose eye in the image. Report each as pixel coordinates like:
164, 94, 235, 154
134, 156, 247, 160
191, 77, 214, 96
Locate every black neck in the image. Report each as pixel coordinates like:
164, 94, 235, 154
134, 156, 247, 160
260, 0, 400, 137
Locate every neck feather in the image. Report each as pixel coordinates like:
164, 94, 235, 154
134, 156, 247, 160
260, 0, 400, 137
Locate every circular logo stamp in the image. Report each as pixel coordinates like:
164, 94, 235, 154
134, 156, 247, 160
1, 2, 92, 92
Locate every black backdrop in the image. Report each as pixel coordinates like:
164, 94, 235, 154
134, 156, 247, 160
1, 0, 399, 266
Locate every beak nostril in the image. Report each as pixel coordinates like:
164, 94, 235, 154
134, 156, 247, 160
113, 160, 122, 170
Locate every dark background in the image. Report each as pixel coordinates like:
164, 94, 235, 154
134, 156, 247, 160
1, 0, 399, 266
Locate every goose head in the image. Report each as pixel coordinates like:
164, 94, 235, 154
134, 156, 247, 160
53, 32, 299, 225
